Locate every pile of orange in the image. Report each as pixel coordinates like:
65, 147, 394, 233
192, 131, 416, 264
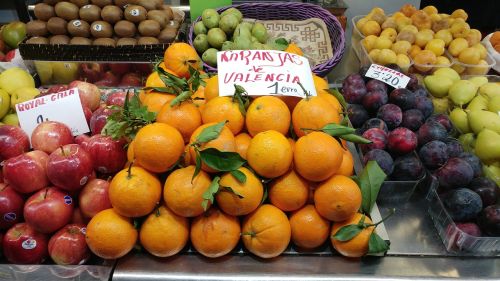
85, 43, 372, 260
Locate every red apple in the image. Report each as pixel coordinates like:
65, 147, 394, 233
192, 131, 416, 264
95, 71, 120, 87
3, 223, 48, 264
79, 63, 107, 83
120, 72, 142, 87
48, 224, 90, 265
74, 134, 90, 149
84, 134, 127, 174
31, 121, 74, 154
0, 51, 5, 62
43, 85, 69, 96
89, 107, 117, 135
79, 179, 111, 219
68, 81, 101, 111
0, 184, 24, 230
47, 144, 94, 191
0, 125, 30, 161
0, 169, 3, 183
24, 187, 74, 234
106, 91, 128, 107
83, 106, 92, 125
3, 150, 49, 194
109, 63, 131, 76
133, 63, 152, 74
71, 207, 88, 224
5, 50, 16, 62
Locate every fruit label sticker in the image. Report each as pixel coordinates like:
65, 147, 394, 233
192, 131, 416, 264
64, 195, 73, 205
3, 212, 16, 222
93, 24, 102, 32
16, 88, 90, 144
73, 20, 82, 27
21, 239, 36, 250
364, 64, 410, 89
217, 50, 317, 98
130, 9, 140, 16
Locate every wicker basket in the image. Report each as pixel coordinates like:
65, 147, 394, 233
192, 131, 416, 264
188, 2, 345, 77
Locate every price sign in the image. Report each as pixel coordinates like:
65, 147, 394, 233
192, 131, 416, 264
364, 64, 410, 89
16, 88, 90, 143
217, 50, 317, 98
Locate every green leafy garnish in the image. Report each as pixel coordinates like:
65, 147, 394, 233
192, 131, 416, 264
355, 161, 387, 214
368, 232, 390, 254
300, 122, 371, 144
326, 88, 348, 110
199, 148, 246, 173
102, 91, 156, 141
232, 84, 250, 116
201, 176, 245, 211
274, 38, 289, 51
196, 121, 227, 143
230, 169, 247, 183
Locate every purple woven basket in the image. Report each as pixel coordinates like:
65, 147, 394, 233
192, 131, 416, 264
188, 2, 345, 77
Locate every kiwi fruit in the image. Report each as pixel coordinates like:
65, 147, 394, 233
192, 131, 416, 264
93, 37, 116, 46
69, 0, 90, 7
91, 21, 113, 38
135, 0, 159, 11
55, 2, 79, 21
147, 10, 168, 29
47, 17, 68, 35
116, 37, 137, 46
50, 35, 70, 44
114, 0, 132, 9
70, 37, 93, 45
34, 3, 55, 21
101, 5, 123, 24
26, 36, 49, 44
114, 20, 136, 37
67, 20, 90, 37
43, 0, 62, 4
173, 12, 183, 23
161, 5, 174, 20
158, 27, 177, 43
166, 20, 180, 30
90, 0, 112, 7
79, 4, 101, 22
26, 20, 48, 37
138, 20, 160, 37
124, 5, 147, 23
137, 37, 159, 45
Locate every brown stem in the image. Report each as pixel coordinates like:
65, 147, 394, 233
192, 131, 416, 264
127, 160, 134, 179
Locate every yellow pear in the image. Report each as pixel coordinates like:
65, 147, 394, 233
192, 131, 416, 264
10, 87, 40, 110
0, 67, 35, 94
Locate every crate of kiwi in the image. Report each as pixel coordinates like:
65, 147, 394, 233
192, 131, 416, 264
19, 0, 184, 61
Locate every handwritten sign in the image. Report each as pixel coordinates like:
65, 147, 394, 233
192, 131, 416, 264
16, 88, 90, 140
217, 50, 317, 98
364, 64, 410, 89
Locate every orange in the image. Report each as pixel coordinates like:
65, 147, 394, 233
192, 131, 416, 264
204, 75, 219, 101
126, 140, 134, 162
156, 101, 202, 143
139, 205, 189, 257
289, 204, 330, 249
182, 144, 193, 166
216, 167, 264, 216
292, 96, 341, 137
202, 96, 244, 135
246, 130, 293, 178
284, 43, 303, 56
312, 74, 329, 91
133, 123, 184, 173
490, 31, 500, 46
314, 175, 362, 222
163, 42, 202, 78
142, 92, 176, 114
242, 204, 291, 259
269, 170, 309, 212
313, 75, 342, 112
192, 85, 206, 110
164, 165, 212, 217
109, 166, 161, 217
331, 212, 374, 257
288, 138, 296, 153
85, 208, 137, 259
145, 68, 177, 88
336, 149, 354, 176
294, 132, 343, 182
245, 96, 291, 136
235, 133, 252, 159
190, 207, 241, 258
280, 96, 301, 112
318, 93, 342, 113
189, 123, 236, 173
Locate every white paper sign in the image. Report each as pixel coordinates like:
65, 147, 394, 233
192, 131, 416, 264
16, 88, 90, 140
364, 64, 410, 89
217, 50, 317, 98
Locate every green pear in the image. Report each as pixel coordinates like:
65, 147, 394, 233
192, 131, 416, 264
233, 36, 251, 50
2, 113, 18, 126
466, 95, 489, 111
424, 75, 453, 98
483, 164, 500, 187
221, 8, 243, 23
0, 67, 35, 94
448, 80, 478, 106
488, 96, 500, 113
251, 22, 268, 44
479, 83, 500, 99
201, 9, 220, 29
449, 108, 471, 133
468, 76, 489, 88
10, 87, 40, 110
468, 110, 500, 134
0, 89, 10, 120
475, 129, 500, 164
433, 67, 460, 82
458, 133, 476, 153
431, 96, 449, 113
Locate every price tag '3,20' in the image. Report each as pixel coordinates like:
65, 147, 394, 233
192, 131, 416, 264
364, 64, 410, 89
